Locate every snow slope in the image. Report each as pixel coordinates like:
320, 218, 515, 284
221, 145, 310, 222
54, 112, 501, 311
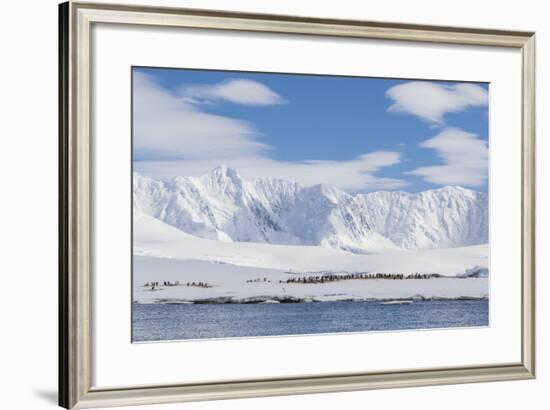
134, 166, 488, 254
134, 211, 488, 275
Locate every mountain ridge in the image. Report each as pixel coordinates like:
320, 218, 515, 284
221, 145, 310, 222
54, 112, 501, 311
133, 166, 488, 254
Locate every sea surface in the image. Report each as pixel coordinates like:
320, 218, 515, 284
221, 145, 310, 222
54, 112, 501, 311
132, 300, 488, 342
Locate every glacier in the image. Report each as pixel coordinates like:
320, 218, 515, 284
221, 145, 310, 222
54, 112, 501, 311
133, 165, 488, 254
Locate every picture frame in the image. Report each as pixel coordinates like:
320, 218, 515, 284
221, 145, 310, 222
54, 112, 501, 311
59, 1, 536, 408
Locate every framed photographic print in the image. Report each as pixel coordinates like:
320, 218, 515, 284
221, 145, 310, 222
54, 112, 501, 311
59, 1, 536, 408
131, 68, 493, 341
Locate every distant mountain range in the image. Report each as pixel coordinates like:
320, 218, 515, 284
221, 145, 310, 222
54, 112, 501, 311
133, 166, 488, 254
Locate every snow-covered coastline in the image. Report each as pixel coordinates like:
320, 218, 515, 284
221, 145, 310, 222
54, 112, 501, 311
132, 169, 489, 305
134, 256, 488, 305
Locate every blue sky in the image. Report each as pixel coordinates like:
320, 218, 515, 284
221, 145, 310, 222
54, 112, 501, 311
133, 66, 488, 193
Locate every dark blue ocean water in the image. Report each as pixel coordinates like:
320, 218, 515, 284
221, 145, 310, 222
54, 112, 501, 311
132, 300, 488, 342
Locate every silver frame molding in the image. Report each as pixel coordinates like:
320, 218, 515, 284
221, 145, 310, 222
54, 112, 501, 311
59, 2, 536, 408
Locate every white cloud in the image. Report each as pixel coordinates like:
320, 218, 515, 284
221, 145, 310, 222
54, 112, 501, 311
180, 79, 285, 106
133, 72, 405, 192
386, 81, 488, 124
407, 128, 488, 187
133, 72, 270, 160
135, 152, 406, 192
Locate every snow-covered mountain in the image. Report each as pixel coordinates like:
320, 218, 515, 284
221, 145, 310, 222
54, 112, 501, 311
133, 166, 488, 254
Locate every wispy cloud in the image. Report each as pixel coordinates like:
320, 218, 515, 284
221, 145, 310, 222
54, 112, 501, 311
180, 79, 285, 106
386, 81, 488, 124
133, 72, 405, 192
135, 152, 406, 193
407, 128, 488, 187
133, 72, 270, 160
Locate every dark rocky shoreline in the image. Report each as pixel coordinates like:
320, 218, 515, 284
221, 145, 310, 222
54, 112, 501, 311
134, 294, 488, 305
